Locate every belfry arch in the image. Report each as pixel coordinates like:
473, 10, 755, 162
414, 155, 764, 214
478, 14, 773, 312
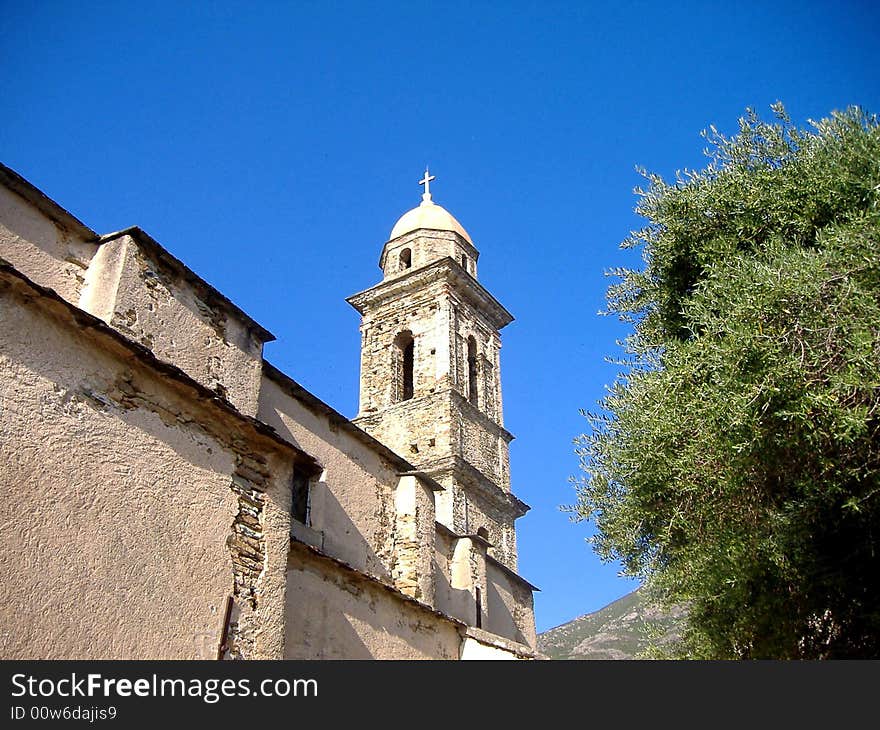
393, 330, 415, 403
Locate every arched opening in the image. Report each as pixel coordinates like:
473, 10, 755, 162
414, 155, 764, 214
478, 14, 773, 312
393, 330, 415, 402
467, 336, 478, 405
460, 254, 468, 272
399, 248, 412, 271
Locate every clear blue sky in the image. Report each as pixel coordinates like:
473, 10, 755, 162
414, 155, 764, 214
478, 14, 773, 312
2, 1, 878, 632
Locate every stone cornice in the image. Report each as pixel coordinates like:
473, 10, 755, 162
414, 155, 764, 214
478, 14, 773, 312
347, 256, 514, 330
378, 228, 480, 272
419, 455, 531, 519
450, 389, 514, 443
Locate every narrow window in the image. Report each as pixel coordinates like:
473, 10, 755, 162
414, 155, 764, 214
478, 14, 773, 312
467, 336, 478, 405
475, 586, 482, 629
460, 254, 467, 271
403, 339, 414, 400
393, 330, 415, 402
399, 248, 412, 271
291, 468, 310, 525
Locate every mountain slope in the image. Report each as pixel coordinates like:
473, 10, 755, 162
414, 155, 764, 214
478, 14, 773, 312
538, 588, 685, 660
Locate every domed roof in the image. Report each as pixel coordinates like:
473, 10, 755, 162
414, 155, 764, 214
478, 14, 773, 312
389, 169, 472, 244
389, 199, 472, 244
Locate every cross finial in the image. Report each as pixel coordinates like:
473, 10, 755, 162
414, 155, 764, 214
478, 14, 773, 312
418, 167, 435, 202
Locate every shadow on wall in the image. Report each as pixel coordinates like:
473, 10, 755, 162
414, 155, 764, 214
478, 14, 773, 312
316, 482, 393, 582
285, 547, 460, 660
487, 576, 526, 645
433, 554, 476, 626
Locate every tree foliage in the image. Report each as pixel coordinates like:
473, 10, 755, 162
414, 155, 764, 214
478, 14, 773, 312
573, 104, 880, 658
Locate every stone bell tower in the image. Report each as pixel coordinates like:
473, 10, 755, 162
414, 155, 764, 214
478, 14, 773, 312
348, 170, 529, 570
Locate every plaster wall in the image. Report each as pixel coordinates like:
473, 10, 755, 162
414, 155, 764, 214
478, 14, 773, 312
0, 281, 233, 657
284, 546, 461, 660
459, 636, 521, 660
0, 185, 96, 304
486, 561, 537, 648
0, 276, 293, 659
434, 530, 475, 625
258, 374, 402, 581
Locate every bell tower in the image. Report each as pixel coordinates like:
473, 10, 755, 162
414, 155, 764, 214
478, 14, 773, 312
348, 170, 529, 570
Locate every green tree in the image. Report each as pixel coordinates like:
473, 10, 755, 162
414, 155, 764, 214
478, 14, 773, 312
573, 104, 880, 659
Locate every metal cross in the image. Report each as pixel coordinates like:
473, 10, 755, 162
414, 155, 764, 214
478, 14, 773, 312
418, 168, 435, 200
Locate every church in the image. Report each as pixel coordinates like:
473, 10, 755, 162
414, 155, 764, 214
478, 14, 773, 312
0, 162, 539, 660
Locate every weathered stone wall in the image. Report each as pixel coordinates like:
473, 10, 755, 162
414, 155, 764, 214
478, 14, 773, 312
453, 403, 511, 490
356, 278, 452, 414
357, 392, 512, 504
0, 271, 296, 659
355, 272, 505, 432
355, 392, 453, 468
285, 544, 461, 659
448, 295, 504, 425
0, 184, 96, 304
392, 475, 437, 606
80, 233, 265, 416
222, 445, 295, 660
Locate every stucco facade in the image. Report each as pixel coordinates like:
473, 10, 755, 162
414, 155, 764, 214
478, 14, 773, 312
0, 163, 539, 660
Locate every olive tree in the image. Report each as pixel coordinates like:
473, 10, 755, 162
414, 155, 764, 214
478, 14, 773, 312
573, 104, 880, 658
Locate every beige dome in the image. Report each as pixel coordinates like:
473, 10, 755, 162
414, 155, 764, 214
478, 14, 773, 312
389, 199, 472, 244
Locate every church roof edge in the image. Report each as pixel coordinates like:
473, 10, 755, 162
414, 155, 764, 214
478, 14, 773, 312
101, 226, 276, 343
347, 256, 514, 329
0, 162, 98, 242
0, 258, 318, 474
